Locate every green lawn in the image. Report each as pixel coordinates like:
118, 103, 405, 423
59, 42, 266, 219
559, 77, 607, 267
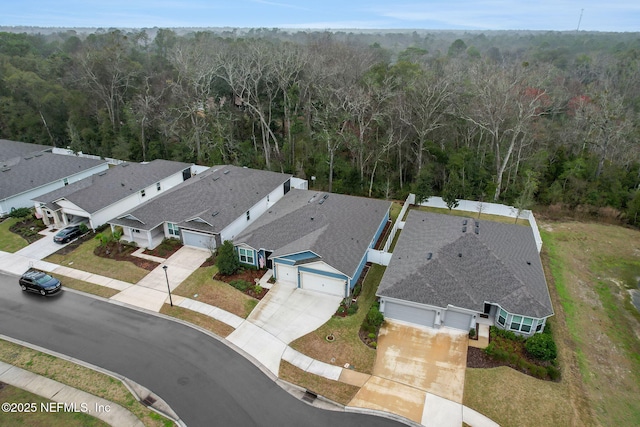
44, 234, 150, 284
0, 384, 109, 427
0, 217, 29, 252
413, 205, 530, 226
0, 340, 173, 427
172, 264, 257, 318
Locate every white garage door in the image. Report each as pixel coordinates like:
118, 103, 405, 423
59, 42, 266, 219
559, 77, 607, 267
182, 230, 216, 249
299, 272, 345, 297
275, 263, 298, 287
383, 301, 436, 328
443, 310, 473, 331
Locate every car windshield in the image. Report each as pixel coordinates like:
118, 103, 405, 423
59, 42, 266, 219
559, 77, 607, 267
35, 274, 54, 285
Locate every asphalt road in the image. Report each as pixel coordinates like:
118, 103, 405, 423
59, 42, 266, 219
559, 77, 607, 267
0, 273, 405, 427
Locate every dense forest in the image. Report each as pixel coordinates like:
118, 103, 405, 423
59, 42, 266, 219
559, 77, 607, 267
1, 28, 640, 224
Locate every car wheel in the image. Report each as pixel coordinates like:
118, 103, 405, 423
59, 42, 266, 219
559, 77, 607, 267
40, 289, 46, 296
21, 284, 27, 291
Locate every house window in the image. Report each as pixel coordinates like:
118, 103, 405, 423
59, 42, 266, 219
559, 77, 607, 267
157, 182, 161, 191
133, 229, 140, 234
141, 189, 146, 197
521, 317, 533, 333
246, 210, 250, 221
497, 309, 507, 326
239, 248, 254, 264
168, 223, 180, 237
536, 321, 544, 332
510, 315, 523, 331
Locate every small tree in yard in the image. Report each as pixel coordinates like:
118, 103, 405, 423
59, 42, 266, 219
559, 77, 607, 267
216, 240, 240, 276
9, 207, 32, 222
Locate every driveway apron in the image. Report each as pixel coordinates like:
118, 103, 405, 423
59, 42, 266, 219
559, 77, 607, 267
227, 283, 341, 376
349, 321, 468, 426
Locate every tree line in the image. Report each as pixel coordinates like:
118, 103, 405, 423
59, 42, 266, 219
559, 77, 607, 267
1, 29, 639, 224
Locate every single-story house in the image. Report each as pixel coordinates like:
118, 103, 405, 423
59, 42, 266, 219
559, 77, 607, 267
377, 210, 553, 336
33, 160, 193, 230
0, 140, 108, 216
233, 189, 391, 298
109, 165, 305, 250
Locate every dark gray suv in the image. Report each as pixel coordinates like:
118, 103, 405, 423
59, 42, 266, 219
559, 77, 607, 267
19, 270, 62, 296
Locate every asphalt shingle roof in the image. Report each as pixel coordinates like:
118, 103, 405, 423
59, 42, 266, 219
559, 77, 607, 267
0, 139, 52, 161
33, 160, 191, 214
234, 189, 391, 277
0, 151, 106, 200
377, 210, 553, 318
109, 165, 292, 233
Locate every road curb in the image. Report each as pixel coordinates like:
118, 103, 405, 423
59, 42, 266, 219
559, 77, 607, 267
0, 333, 186, 427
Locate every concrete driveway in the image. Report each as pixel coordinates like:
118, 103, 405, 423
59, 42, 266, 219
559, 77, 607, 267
349, 321, 468, 426
14, 228, 70, 260
227, 284, 341, 376
110, 246, 210, 312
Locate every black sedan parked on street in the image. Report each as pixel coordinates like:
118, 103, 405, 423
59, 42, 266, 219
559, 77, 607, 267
19, 270, 62, 296
53, 225, 83, 243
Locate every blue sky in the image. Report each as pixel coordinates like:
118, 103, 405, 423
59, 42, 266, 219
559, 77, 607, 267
2, 1, 638, 32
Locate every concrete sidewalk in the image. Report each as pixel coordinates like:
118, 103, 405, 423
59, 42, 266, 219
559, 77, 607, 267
0, 361, 144, 427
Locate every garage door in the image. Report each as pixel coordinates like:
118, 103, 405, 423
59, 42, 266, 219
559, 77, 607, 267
182, 230, 216, 249
443, 310, 472, 331
299, 272, 345, 297
383, 301, 436, 328
275, 263, 298, 287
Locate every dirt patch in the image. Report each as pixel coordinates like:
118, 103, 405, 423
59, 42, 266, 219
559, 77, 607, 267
94, 242, 159, 271
467, 347, 509, 369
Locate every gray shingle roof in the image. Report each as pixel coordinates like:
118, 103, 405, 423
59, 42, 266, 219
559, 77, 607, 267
0, 140, 52, 161
33, 160, 191, 214
109, 165, 292, 233
377, 210, 553, 318
234, 189, 391, 277
0, 151, 106, 200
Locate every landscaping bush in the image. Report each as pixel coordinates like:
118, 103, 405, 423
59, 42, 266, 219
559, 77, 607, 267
216, 240, 240, 275
347, 302, 358, 315
525, 332, 558, 361
229, 280, 251, 292
9, 207, 32, 220
531, 365, 548, 379
253, 284, 263, 294
78, 223, 89, 234
366, 304, 384, 328
546, 365, 561, 381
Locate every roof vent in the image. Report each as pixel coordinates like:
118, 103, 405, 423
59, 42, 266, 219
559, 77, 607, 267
212, 176, 219, 181
427, 252, 432, 260
475, 221, 480, 227
98, 171, 107, 176
121, 163, 129, 167
1, 168, 10, 172
310, 217, 314, 221
526, 261, 531, 265
462, 219, 468, 225
458, 253, 462, 257
323, 194, 329, 200
24, 156, 33, 160
462, 226, 467, 233
318, 199, 325, 205
212, 211, 219, 217
475, 227, 479, 235
34, 153, 43, 157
